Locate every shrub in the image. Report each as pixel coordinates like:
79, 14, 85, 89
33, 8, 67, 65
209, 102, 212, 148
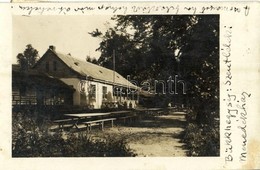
183, 109, 219, 156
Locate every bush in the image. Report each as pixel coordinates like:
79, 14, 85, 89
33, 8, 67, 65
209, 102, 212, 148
12, 111, 136, 157
183, 109, 219, 156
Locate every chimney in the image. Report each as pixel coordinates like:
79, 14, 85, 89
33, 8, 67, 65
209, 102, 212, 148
49, 45, 56, 51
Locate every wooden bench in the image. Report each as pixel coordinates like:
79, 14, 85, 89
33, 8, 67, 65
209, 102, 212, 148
52, 118, 76, 131
83, 118, 117, 131
117, 115, 136, 124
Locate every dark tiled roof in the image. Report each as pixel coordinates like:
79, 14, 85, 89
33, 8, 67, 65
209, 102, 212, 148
50, 49, 138, 89
12, 65, 75, 91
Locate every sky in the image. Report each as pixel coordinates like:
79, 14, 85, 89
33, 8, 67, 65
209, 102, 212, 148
12, 15, 115, 64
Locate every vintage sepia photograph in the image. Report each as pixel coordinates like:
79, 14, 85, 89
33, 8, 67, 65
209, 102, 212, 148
12, 14, 219, 157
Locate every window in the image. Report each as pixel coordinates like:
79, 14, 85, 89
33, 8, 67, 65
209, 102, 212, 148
53, 61, 57, 71
45, 61, 49, 72
89, 84, 96, 100
102, 86, 107, 99
79, 81, 86, 93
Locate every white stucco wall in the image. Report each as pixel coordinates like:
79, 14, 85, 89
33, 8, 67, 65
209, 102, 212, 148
87, 81, 113, 109
60, 78, 113, 108
60, 78, 138, 109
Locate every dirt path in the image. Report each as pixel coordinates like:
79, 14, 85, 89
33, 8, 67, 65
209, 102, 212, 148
102, 111, 188, 157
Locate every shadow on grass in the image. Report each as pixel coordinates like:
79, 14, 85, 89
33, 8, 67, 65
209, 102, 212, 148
126, 114, 187, 129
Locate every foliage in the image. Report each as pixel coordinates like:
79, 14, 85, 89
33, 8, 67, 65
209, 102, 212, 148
183, 109, 219, 156
90, 16, 220, 156
90, 15, 219, 112
90, 28, 141, 80
12, 111, 136, 157
86, 55, 99, 64
16, 44, 39, 71
183, 123, 219, 156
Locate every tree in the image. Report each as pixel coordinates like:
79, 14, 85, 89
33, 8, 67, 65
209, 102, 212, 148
178, 16, 219, 124
91, 15, 220, 155
17, 44, 39, 71
86, 55, 99, 65
89, 26, 156, 83
91, 15, 219, 122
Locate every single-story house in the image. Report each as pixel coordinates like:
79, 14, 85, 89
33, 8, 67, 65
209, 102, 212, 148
33, 46, 139, 109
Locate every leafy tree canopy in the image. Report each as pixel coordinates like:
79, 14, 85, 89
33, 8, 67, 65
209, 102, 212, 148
90, 15, 219, 124
17, 44, 39, 71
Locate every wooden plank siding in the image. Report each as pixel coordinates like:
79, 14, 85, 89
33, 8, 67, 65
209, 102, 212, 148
12, 87, 37, 105
12, 65, 75, 107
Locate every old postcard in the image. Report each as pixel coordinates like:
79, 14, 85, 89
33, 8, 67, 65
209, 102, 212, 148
0, 1, 259, 170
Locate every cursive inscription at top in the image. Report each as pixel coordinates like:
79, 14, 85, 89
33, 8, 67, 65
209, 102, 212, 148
13, 4, 250, 16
